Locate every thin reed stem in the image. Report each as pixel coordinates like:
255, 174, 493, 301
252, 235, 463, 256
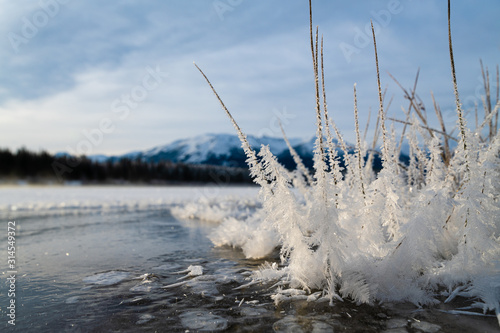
476, 101, 500, 135
363, 108, 371, 143
309, 0, 328, 207
353, 84, 366, 201
387, 71, 435, 140
480, 60, 494, 140
279, 121, 313, 186
388, 117, 458, 142
309, 0, 321, 147
448, 0, 469, 173
310, 0, 324, 164
371, 21, 388, 160
432, 91, 451, 165
399, 70, 419, 151
366, 108, 380, 174
314, 27, 323, 156
321, 36, 348, 161
194, 62, 272, 192
496, 65, 499, 135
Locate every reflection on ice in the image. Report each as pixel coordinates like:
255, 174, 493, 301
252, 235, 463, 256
65, 296, 80, 304
272, 316, 305, 333
163, 262, 250, 299
179, 310, 228, 331
129, 280, 161, 293
175, 265, 204, 280
82, 271, 130, 286
152, 263, 183, 271
136, 313, 155, 325
239, 306, 268, 317
411, 321, 442, 333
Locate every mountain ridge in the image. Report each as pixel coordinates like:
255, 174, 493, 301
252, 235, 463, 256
89, 133, 318, 169
80, 132, 400, 172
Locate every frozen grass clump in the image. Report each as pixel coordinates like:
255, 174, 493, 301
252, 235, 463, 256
209, 210, 280, 259
170, 194, 259, 223
196, 0, 500, 325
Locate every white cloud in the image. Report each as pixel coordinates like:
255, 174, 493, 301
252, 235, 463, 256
0, 0, 498, 155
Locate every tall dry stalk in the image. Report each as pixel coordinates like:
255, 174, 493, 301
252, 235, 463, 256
309, 0, 330, 208
432, 91, 452, 166
371, 20, 389, 161
353, 83, 367, 202
390, 69, 420, 158
496, 65, 499, 134
480, 60, 493, 140
279, 121, 313, 186
193, 63, 272, 193
309, 0, 324, 162
448, 0, 469, 173
478, 60, 500, 141
321, 37, 349, 161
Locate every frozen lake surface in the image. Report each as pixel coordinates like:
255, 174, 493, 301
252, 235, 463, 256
1, 186, 498, 332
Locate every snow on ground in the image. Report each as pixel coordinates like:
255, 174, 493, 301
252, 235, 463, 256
0, 184, 276, 258
0, 185, 259, 218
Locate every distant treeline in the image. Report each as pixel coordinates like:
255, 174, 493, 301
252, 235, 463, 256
0, 148, 253, 184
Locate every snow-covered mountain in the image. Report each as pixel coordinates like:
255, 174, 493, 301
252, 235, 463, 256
84, 133, 396, 171
123, 133, 315, 169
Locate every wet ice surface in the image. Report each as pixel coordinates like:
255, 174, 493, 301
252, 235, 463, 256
1, 186, 499, 332
179, 311, 229, 331
82, 271, 131, 286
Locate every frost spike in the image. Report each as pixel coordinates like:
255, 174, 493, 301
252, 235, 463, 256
448, 0, 469, 174
194, 62, 272, 193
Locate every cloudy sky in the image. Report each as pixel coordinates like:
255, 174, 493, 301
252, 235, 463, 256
0, 0, 499, 156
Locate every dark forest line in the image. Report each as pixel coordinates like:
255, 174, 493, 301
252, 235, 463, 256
0, 147, 253, 185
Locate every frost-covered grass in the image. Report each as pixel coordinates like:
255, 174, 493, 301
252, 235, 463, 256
197, 0, 500, 325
